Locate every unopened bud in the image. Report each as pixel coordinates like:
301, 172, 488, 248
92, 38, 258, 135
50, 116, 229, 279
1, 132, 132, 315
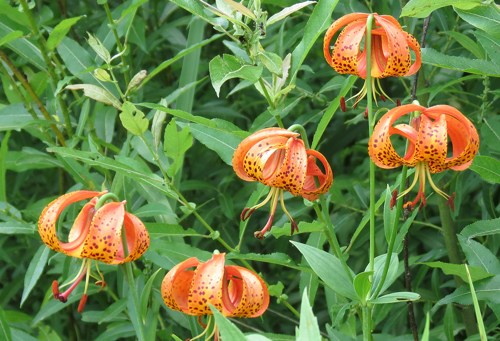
126, 70, 147, 93
94, 68, 112, 82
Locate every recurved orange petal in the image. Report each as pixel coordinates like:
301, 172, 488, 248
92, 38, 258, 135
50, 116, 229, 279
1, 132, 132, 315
330, 20, 366, 75
244, 135, 289, 183
414, 114, 448, 173
374, 15, 412, 77
116, 211, 150, 263
79, 201, 124, 264
425, 105, 479, 171
233, 128, 299, 182
38, 190, 105, 253
324, 13, 368, 69
268, 137, 307, 196
61, 197, 98, 255
368, 104, 424, 168
302, 150, 333, 201
161, 257, 199, 313
187, 253, 226, 316
223, 266, 269, 318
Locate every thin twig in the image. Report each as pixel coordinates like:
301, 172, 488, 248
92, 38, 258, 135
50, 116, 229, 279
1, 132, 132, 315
410, 15, 432, 102
404, 235, 418, 341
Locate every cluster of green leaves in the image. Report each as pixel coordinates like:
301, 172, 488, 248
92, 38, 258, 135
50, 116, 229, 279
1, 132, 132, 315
0, 0, 498, 340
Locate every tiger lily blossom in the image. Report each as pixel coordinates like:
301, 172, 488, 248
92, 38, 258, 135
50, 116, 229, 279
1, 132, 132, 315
161, 252, 269, 340
232, 128, 333, 238
368, 104, 479, 210
38, 190, 150, 312
324, 13, 421, 107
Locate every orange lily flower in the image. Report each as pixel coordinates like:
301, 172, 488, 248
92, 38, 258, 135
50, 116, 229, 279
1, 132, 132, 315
232, 128, 333, 238
368, 104, 479, 209
324, 13, 421, 106
38, 190, 150, 312
161, 252, 269, 339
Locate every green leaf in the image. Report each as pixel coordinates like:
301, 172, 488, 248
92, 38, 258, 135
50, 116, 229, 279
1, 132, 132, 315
0, 308, 11, 341
0, 103, 35, 131
177, 121, 244, 166
465, 265, 488, 340
296, 289, 321, 341
458, 235, 500, 275
0, 17, 45, 70
469, 155, 500, 184
370, 292, 420, 304
87, 33, 111, 63
401, 0, 481, 18
433, 275, 500, 309
140, 268, 163, 320
267, 1, 316, 26
421, 47, 500, 76
0, 130, 10, 202
227, 252, 299, 270
290, 0, 339, 82
20, 246, 50, 307
455, 5, 500, 39
209, 54, 263, 97
311, 75, 356, 149
460, 218, 500, 239
383, 185, 396, 244
46, 16, 85, 51
119, 102, 149, 135
353, 272, 372, 304
0, 222, 35, 235
66, 84, 122, 109
0, 30, 23, 47
48, 147, 177, 199
209, 306, 246, 341
169, 0, 222, 26
420, 261, 493, 282
370, 253, 399, 296
57, 38, 99, 84
97, 299, 127, 323
475, 30, 500, 66
164, 119, 193, 176
291, 241, 357, 300
258, 51, 283, 77
145, 223, 201, 238
443, 31, 485, 59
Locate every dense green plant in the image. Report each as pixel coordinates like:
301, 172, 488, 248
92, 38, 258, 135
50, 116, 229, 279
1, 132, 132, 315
0, 0, 498, 340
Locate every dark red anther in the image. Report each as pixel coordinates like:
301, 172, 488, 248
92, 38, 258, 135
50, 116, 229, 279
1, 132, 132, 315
396, 99, 401, 107
390, 190, 398, 209
380, 94, 386, 102
52, 280, 60, 299
363, 108, 368, 119
254, 214, 274, 239
340, 96, 346, 112
447, 192, 456, 211
77, 294, 88, 313
290, 220, 299, 235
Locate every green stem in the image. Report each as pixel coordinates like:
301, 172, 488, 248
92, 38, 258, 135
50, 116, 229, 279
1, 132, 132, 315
362, 306, 373, 341
365, 14, 375, 275
287, 124, 309, 148
364, 14, 375, 341
102, 1, 131, 84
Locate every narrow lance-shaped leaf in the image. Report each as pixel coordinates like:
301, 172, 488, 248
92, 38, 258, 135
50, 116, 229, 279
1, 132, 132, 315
401, 0, 482, 18
267, 1, 316, 26
47, 16, 85, 51
65, 84, 122, 109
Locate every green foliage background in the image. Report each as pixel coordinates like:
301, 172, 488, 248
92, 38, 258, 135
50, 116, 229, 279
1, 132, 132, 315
0, 0, 498, 340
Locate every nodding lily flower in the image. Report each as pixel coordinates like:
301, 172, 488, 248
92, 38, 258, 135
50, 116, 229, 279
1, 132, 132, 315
161, 252, 269, 340
38, 190, 150, 312
232, 128, 333, 238
368, 104, 479, 210
323, 13, 421, 107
